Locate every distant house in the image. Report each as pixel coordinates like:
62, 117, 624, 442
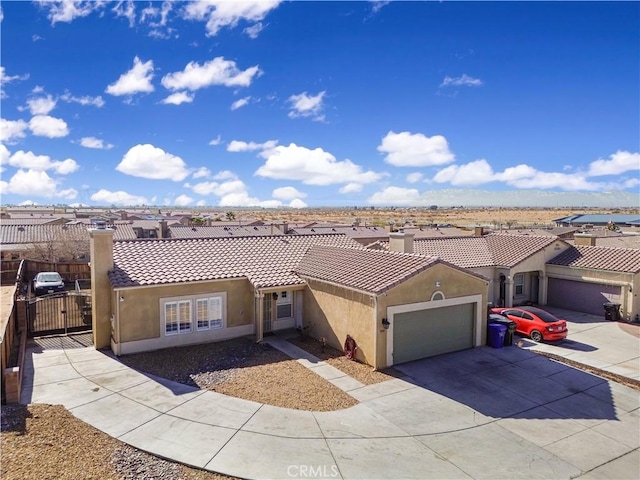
554, 214, 640, 228
89, 228, 489, 368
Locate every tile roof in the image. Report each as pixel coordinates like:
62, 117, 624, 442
295, 245, 442, 295
290, 225, 389, 239
0, 223, 137, 244
108, 234, 361, 289
381, 234, 559, 268
578, 236, 640, 249
0, 218, 62, 225
547, 245, 640, 273
168, 225, 285, 238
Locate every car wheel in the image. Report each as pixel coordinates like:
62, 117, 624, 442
530, 330, 543, 342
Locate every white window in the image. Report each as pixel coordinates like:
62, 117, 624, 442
165, 300, 191, 335
514, 274, 525, 296
276, 290, 292, 319
197, 297, 223, 331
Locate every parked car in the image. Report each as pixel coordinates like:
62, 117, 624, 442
33, 272, 65, 296
490, 306, 567, 342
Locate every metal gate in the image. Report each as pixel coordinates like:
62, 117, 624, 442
27, 291, 92, 337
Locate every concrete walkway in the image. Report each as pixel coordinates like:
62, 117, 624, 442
20, 334, 639, 480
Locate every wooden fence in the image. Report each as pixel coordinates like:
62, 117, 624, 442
1, 260, 27, 404
1, 259, 91, 284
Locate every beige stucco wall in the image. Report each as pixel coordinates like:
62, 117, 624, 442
302, 263, 488, 369
301, 280, 375, 365
89, 229, 114, 349
546, 265, 638, 321
115, 278, 255, 344
377, 263, 488, 368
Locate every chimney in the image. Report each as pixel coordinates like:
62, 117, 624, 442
280, 222, 289, 234
120, 211, 128, 220
389, 231, 415, 254
88, 226, 114, 349
574, 233, 596, 247
474, 226, 484, 237
157, 220, 167, 239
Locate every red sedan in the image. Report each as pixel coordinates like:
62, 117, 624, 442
490, 306, 568, 342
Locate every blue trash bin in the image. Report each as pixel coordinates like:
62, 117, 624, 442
487, 323, 507, 349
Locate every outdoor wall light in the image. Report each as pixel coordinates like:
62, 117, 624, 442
272, 292, 278, 300
435, 281, 441, 287
119, 296, 125, 302
382, 317, 390, 329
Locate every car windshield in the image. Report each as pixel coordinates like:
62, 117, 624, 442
38, 273, 62, 282
524, 307, 559, 323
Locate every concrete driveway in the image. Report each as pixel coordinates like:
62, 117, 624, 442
516, 306, 640, 381
20, 334, 639, 480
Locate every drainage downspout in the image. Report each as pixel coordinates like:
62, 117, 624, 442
255, 289, 264, 342
373, 294, 379, 370
113, 289, 121, 356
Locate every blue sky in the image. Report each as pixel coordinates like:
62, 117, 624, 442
1, 1, 638, 208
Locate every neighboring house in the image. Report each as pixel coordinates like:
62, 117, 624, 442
168, 224, 286, 238
380, 232, 571, 309
0, 222, 136, 261
546, 245, 640, 320
89, 228, 489, 368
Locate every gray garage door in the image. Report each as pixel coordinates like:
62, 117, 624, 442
547, 278, 622, 315
392, 303, 474, 365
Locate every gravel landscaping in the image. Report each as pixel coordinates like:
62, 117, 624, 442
118, 336, 358, 411
288, 336, 402, 385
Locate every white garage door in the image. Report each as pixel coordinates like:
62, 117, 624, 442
392, 303, 474, 365
547, 278, 622, 315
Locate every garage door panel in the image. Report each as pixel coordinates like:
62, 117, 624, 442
393, 303, 474, 365
547, 278, 621, 315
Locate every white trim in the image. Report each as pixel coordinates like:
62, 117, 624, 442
160, 292, 227, 337
386, 294, 483, 367
430, 291, 445, 301
114, 323, 254, 356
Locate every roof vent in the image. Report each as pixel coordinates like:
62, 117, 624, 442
18, 226, 25, 232
94, 220, 107, 230
192, 227, 197, 231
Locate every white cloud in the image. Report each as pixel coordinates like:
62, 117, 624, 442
7, 150, 78, 174
182, 0, 281, 37
368, 186, 421, 205
161, 57, 261, 91
116, 144, 190, 181
287, 91, 325, 121
378, 131, 455, 167
60, 92, 105, 107
90, 188, 147, 205
231, 96, 250, 110
227, 139, 277, 152
406, 172, 424, 184
161, 91, 195, 105
174, 194, 194, 206
433, 159, 494, 186
0, 169, 77, 199
192, 167, 212, 179
36, 0, 106, 24
196, 199, 206, 207
32, 34, 44, 42
272, 186, 306, 200
440, 74, 483, 87
186, 171, 276, 207
289, 198, 307, 209
0, 118, 28, 143
112, 0, 136, 27
79, 136, 114, 149
0, 145, 9, 165
209, 135, 222, 146
0, 66, 29, 99
28, 115, 69, 138
24, 95, 57, 115
339, 183, 363, 194
105, 57, 154, 97
256, 143, 383, 186
243, 22, 265, 39
587, 151, 640, 176
370, 1, 390, 14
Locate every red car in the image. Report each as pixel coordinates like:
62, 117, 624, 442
490, 306, 568, 342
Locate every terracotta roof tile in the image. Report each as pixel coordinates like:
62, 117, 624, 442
380, 234, 559, 268
295, 245, 441, 294
547, 245, 640, 273
168, 225, 285, 238
109, 234, 361, 289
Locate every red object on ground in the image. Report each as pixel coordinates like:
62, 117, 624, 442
344, 335, 358, 360
490, 306, 568, 342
